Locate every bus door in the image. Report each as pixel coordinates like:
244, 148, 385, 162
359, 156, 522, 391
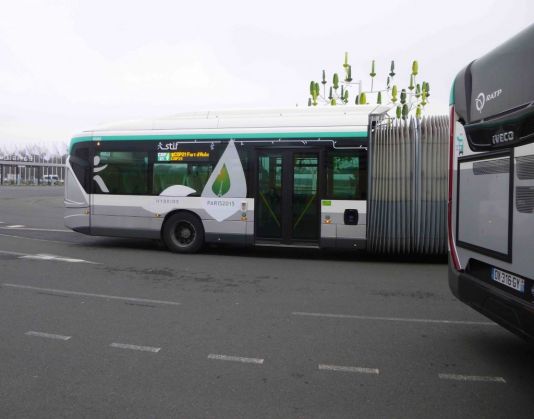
255, 149, 322, 244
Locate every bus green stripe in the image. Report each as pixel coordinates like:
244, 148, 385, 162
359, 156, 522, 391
69, 131, 367, 150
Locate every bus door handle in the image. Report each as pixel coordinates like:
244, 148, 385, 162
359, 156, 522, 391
344, 209, 359, 225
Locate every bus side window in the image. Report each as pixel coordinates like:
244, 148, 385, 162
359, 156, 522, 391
153, 162, 213, 196
327, 152, 366, 200
94, 151, 148, 195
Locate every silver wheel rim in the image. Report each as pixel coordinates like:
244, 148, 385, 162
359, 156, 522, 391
173, 221, 196, 247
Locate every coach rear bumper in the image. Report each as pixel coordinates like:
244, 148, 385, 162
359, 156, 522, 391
448, 259, 534, 342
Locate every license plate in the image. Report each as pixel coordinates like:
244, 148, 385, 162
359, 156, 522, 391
491, 268, 525, 293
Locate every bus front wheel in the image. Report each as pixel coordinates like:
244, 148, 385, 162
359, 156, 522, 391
163, 213, 204, 253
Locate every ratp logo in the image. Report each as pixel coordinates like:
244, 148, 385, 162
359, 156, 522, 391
475, 93, 486, 113
475, 89, 502, 113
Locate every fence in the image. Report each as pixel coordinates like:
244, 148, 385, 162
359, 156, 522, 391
367, 115, 449, 255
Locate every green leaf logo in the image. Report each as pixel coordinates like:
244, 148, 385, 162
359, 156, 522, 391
212, 164, 231, 196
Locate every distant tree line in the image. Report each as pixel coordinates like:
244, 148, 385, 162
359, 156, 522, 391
0, 142, 68, 162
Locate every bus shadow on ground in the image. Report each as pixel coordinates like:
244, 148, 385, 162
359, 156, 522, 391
204, 245, 447, 264
461, 331, 534, 372
82, 237, 446, 264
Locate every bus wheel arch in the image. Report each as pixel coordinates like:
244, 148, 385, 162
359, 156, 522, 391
162, 210, 205, 253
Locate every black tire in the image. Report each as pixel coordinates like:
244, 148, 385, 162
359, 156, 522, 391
162, 212, 204, 253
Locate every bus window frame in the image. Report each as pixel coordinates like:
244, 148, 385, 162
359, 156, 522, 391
325, 149, 367, 201
455, 148, 515, 262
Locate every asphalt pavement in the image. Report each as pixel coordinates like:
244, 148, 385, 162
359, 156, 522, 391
0, 186, 533, 418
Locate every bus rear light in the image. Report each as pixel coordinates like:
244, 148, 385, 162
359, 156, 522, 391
448, 105, 462, 271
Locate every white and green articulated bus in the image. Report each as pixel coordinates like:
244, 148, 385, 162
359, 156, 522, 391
449, 24, 534, 341
65, 105, 390, 253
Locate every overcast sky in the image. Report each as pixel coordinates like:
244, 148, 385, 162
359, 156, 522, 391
1, 0, 533, 148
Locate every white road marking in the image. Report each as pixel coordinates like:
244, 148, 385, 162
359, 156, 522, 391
3, 284, 181, 306
208, 354, 264, 364
318, 364, 379, 375
438, 373, 506, 383
18, 253, 97, 264
0, 249, 97, 264
292, 311, 497, 326
0, 250, 27, 256
0, 233, 70, 244
25, 331, 71, 341
110, 343, 161, 353
0, 226, 73, 233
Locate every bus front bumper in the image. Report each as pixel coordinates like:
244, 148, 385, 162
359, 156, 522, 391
448, 260, 534, 342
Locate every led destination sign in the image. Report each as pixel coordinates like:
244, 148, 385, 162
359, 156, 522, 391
157, 151, 210, 162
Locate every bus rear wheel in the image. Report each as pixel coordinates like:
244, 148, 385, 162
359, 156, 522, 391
163, 213, 204, 253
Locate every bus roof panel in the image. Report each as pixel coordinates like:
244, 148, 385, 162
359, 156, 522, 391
454, 24, 534, 124
88, 105, 390, 133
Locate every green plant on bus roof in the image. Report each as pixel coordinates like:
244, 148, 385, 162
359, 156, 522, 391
212, 164, 231, 197
333, 73, 340, 90
400, 89, 407, 105
421, 87, 428, 107
309, 81, 320, 106
409, 74, 415, 92
345, 65, 353, 83
370, 60, 377, 78
306, 53, 430, 119
340, 86, 349, 104
370, 60, 376, 92
391, 85, 398, 103
423, 81, 430, 97
402, 104, 409, 120
412, 60, 418, 77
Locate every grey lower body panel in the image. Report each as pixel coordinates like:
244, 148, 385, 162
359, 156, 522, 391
90, 227, 161, 240
69, 204, 366, 250
64, 207, 90, 232
320, 238, 367, 250
72, 226, 91, 235
205, 232, 254, 246
90, 214, 163, 239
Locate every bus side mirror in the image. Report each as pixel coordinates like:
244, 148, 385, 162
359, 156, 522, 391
344, 209, 359, 225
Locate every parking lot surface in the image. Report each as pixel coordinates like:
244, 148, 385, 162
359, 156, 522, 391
1, 186, 533, 418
